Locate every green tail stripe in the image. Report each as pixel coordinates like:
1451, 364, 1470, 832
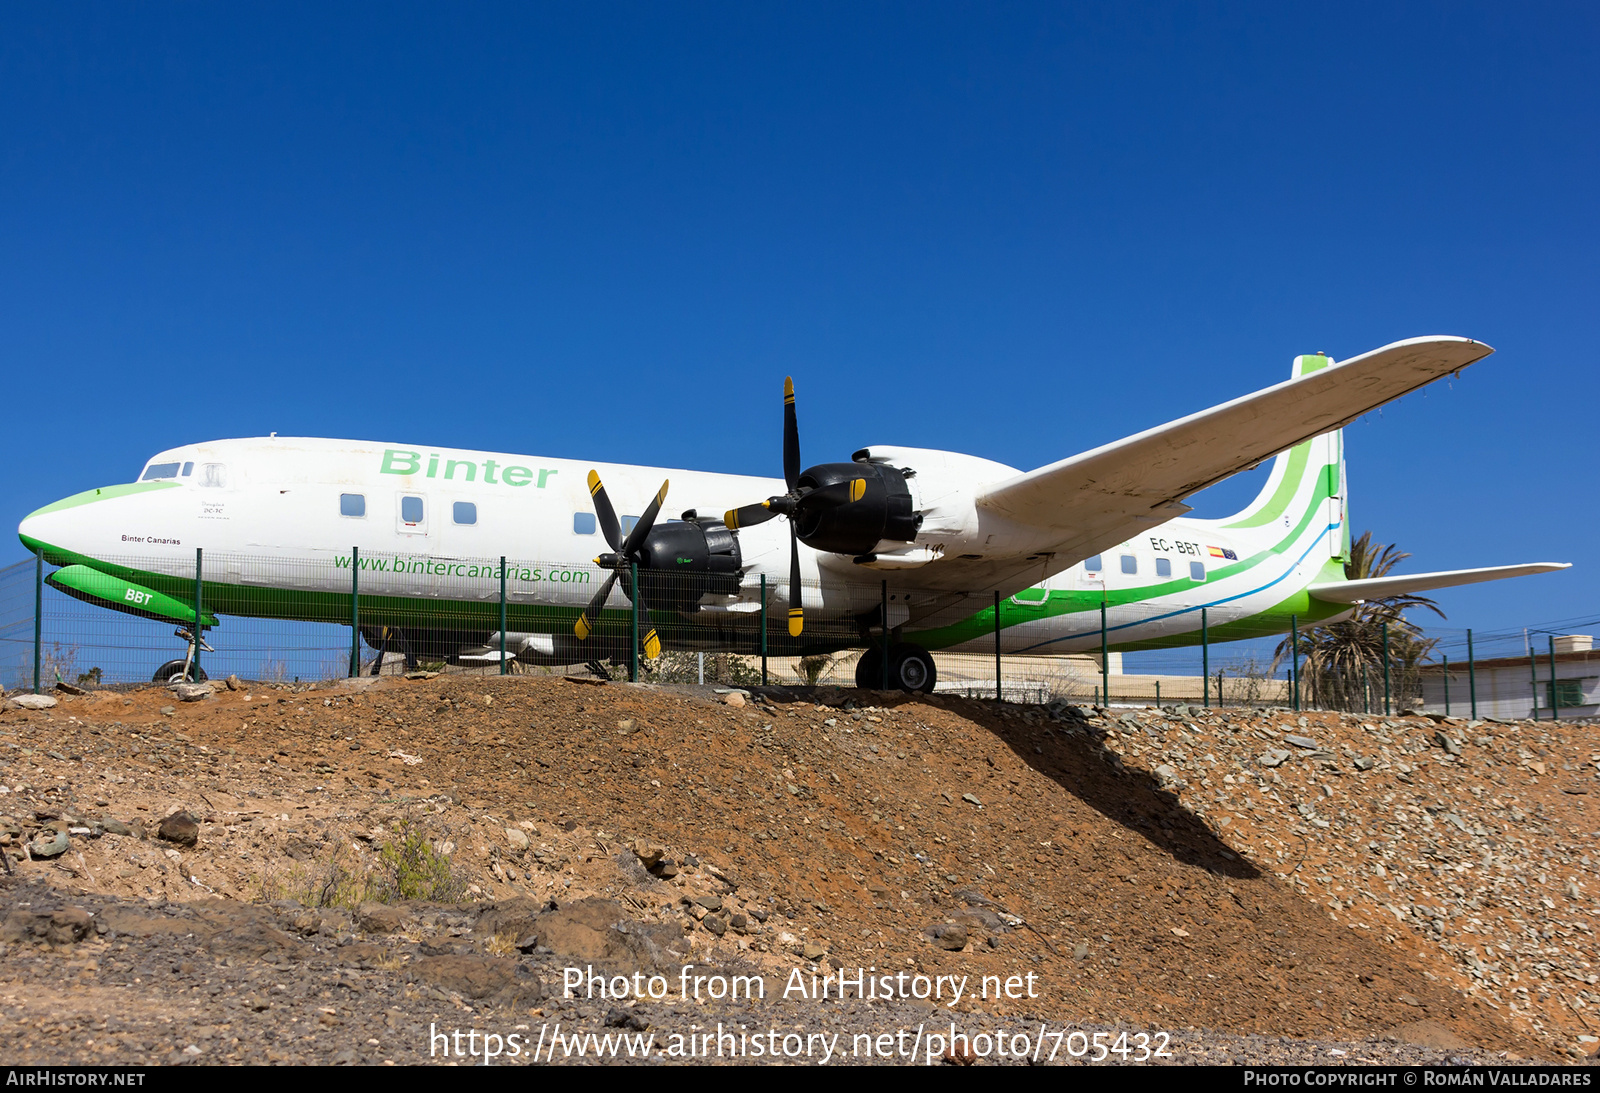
1226, 442, 1313, 528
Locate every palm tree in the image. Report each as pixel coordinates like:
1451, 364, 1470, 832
1275, 532, 1442, 712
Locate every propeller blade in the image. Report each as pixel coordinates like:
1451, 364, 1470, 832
783, 377, 801, 490
724, 501, 777, 530
621, 479, 670, 557
573, 572, 619, 641
794, 477, 866, 513
641, 627, 662, 661
586, 470, 622, 551
788, 522, 803, 637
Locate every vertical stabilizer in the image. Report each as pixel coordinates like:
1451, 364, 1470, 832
1223, 354, 1348, 562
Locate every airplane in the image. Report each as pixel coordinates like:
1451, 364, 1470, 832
15, 335, 1569, 693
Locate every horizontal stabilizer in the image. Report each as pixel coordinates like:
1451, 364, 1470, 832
1309, 562, 1570, 604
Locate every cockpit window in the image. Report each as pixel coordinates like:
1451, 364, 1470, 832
181, 462, 194, 477
141, 462, 181, 481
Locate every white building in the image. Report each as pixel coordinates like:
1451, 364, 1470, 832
1417, 636, 1598, 720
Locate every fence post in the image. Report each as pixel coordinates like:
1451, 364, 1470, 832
349, 547, 359, 677
880, 580, 889, 690
1382, 620, 1390, 715
1201, 607, 1209, 708
1155, 680, 1161, 706
994, 590, 1002, 702
1527, 638, 1540, 721
1217, 669, 1224, 707
499, 555, 508, 676
1443, 655, 1450, 716
193, 548, 203, 680
1290, 614, 1299, 712
630, 562, 639, 683
1548, 635, 1559, 720
760, 574, 768, 685
1467, 629, 1477, 719
1100, 599, 1109, 708
33, 548, 42, 694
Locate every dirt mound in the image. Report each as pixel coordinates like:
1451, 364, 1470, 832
0, 675, 1584, 1063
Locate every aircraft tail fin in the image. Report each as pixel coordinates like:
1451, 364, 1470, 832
1221, 353, 1349, 563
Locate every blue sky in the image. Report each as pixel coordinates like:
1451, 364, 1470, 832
3, 2, 1595, 646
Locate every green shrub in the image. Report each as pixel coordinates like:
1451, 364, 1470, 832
370, 823, 466, 903
257, 822, 466, 909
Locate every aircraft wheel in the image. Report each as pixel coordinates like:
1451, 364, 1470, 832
152, 660, 208, 684
888, 643, 937, 694
854, 647, 883, 689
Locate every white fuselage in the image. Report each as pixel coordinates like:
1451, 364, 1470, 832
19, 434, 1348, 657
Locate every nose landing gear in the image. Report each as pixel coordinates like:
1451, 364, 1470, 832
152, 627, 212, 684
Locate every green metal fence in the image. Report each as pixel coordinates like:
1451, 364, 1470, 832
2, 549, 1592, 717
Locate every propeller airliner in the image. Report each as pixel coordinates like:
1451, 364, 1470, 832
16, 336, 1568, 691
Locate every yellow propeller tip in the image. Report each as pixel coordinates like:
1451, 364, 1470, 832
788, 619, 804, 637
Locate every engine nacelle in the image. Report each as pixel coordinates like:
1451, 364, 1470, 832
634, 516, 743, 613
793, 462, 921, 556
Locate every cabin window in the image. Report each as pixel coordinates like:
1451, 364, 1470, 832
573, 512, 596, 535
453, 501, 477, 525
141, 462, 181, 481
1120, 554, 1137, 575
1190, 561, 1206, 581
181, 462, 194, 477
198, 463, 227, 488
340, 493, 366, 518
401, 496, 424, 524
1084, 555, 1102, 573
1155, 557, 1171, 578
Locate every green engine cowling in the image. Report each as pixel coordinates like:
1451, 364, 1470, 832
46, 565, 219, 628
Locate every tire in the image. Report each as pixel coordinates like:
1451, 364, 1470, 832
855, 647, 884, 689
888, 642, 937, 694
152, 660, 208, 684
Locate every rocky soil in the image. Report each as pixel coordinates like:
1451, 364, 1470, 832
1, 675, 1596, 1066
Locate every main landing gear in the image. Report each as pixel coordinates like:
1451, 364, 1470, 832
368, 626, 420, 676
855, 642, 937, 694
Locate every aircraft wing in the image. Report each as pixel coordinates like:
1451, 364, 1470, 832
975, 335, 1492, 566
877, 336, 1494, 616
1308, 562, 1570, 604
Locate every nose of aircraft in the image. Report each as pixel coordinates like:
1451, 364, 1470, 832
18, 499, 61, 557
19, 479, 187, 563
17, 484, 121, 561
